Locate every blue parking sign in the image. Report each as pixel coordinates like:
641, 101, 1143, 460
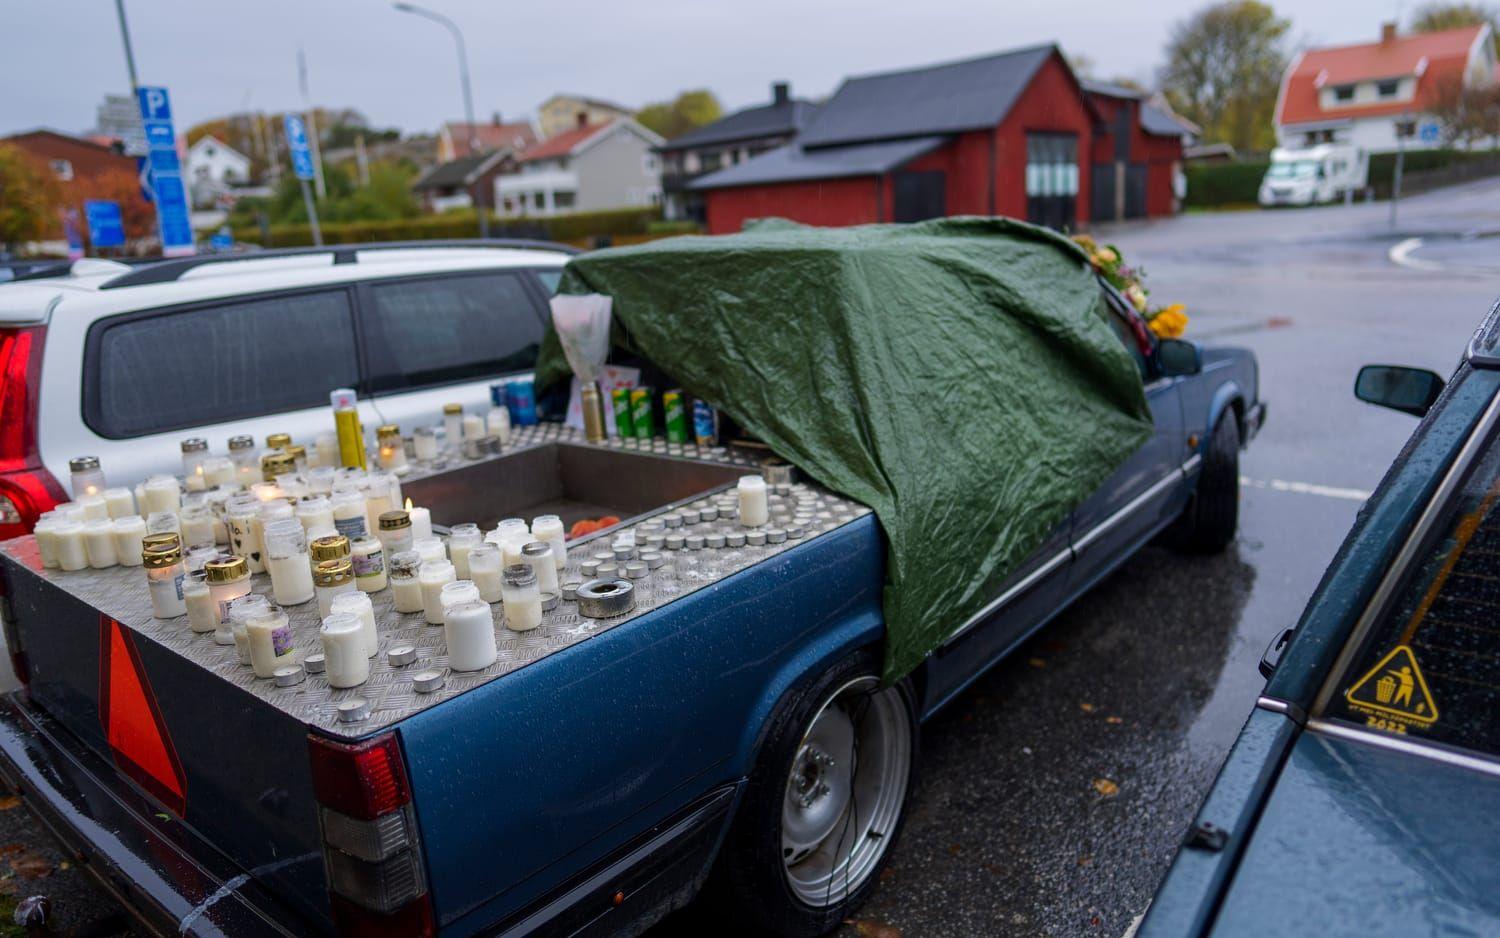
284, 114, 317, 181
136, 86, 195, 257
84, 200, 125, 248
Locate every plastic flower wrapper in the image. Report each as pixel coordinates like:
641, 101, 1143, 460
549, 293, 613, 384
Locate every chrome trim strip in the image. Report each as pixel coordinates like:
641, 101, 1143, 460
1307, 719, 1500, 780
1310, 390, 1500, 717
1182, 453, 1203, 475
1073, 464, 1186, 553
942, 548, 1071, 645
1256, 695, 1306, 725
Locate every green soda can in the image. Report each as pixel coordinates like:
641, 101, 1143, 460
611, 387, 634, 437
663, 390, 689, 443
630, 387, 656, 438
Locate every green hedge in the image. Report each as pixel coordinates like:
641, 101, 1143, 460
1184, 162, 1269, 208
1368, 149, 1492, 198
230, 207, 662, 248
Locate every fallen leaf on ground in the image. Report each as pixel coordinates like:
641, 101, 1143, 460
8, 849, 53, 879
1077, 854, 1093, 866
946, 844, 963, 856
846, 920, 903, 938
1106, 716, 1123, 725
1093, 777, 1120, 798
1079, 703, 1096, 713
0, 796, 20, 811
1028, 657, 1046, 669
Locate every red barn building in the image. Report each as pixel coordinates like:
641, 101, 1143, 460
693, 44, 1192, 234
1082, 80, 1196, 221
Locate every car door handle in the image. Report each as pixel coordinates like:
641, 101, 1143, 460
1259, 628, 1295, 679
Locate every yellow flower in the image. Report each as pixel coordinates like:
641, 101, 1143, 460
1095, 247, 1118, 265
1148, 308, 1189, 339
1125, 285, 1148, 313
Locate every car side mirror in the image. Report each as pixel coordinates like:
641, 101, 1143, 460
1354, 365, 1444, 417
1157, 339, 1201, 377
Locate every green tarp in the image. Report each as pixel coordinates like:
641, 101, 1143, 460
536, 217, 1153, 682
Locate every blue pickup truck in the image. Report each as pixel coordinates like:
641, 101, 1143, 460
1141, 303, 1500, 937
0, 274, 1261, 937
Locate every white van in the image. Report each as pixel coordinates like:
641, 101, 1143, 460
0, 241, 570, 539
1258, 144, 1368, 207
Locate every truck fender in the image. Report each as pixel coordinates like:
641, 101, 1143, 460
1206, 381, 1244, 450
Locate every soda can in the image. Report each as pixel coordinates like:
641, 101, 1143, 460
507, 379, 538, 426
692, 399, 718, 445
663, 390, 689, 443
630, 388, 656, 438
489, 383, 507, 408
611, 387, 634, 437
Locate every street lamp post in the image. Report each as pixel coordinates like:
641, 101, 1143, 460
393, 2, 489, 238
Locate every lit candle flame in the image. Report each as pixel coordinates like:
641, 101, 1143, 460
404, 497, 413, 511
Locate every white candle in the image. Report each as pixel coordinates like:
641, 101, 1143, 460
500, 531, 530, 567
738, 474, 769, 527
487, 407, 511, 444
408, 504, 433, 542
295, 496, 334, 533
443, 405, 464, 448
419, 560, 456, 625
53, 520, 88, 571
330, 591, 379, 658
264, 521, 316, 606
179, 505, 216, 551
227, 594, 271, 664
447, 523, 482, 579
226, 497, 265, 574
413, 427, 440, 462
142, 476, 182, 516
320, 613, 370, 688
350, 535, 387, 592
414, 536, 446, 564
501, 564, 542, 631
315, 433, 339, 470
133, 482, 147, 517
111, 516, 147, 566
103, 487, 135, 520
184, 580, 218, 634
390, 554, 425, 614
521, 542, 558, 594
83, 519, 117, 568
203, 457, 236, 488
444, 600, 497, 671
144, 550, 186, 618
364, 485, 395, 538
531, 515, 567, 571
462, 413, 484, 441
79, 494, 109, 521
440, 579, 480, 614
468, 544, 503, 603
246, 610, 296, 678
331, 490, 368, 540
33, 520, 60, 569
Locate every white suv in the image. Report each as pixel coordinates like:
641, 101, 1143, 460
0, 241, 571, 539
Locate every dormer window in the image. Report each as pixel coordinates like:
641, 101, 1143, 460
1376, 79, 1400, 98
1333, 85, 1355, 102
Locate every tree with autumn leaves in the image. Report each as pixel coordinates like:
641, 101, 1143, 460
0, 143, 154, 253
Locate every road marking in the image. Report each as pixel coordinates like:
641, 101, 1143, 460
1389, 237, 1444, 272
1241, 475, 1372, 502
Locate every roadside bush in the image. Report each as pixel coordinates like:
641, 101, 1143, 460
1183, 162, 1268, 208
645, 220, 701, 235
229, 206, 662, 248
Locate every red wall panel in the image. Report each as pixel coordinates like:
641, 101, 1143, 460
704, 177, 881, 235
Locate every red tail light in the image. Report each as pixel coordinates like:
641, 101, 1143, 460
308, 732, 434, 936
0, 326, 64, 540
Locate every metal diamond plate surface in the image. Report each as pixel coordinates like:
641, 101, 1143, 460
2, 429, 867, 738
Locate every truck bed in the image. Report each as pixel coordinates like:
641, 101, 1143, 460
0, 424, 871, 739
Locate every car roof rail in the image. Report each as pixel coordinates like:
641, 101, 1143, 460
98, 238, 581, 290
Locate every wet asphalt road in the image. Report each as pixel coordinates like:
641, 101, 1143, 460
3, 181, 1499, 936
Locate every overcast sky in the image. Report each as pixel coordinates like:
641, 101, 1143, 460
3, 0, 1406, 138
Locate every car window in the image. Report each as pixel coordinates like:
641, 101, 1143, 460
90, 289, 358, 438
362, 272, 544, 394
535, 269, 562, 295
1325, 427, 1500, 753
1099, 288, 1149, 379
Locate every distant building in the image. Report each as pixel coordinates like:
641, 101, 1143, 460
1082, 80, 1196, 220
437, 114, 539, 162
657, 82, 817, 222
411, 149, 519, 214
185, 135, 252, 208
2, 129, 134, 186
537, 94, 635, 139
1274, 23, 1497, 153
497, 118, 664, 217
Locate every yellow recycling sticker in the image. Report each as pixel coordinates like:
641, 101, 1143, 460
1344, 644, 1439, 732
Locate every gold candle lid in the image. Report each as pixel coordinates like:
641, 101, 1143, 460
261, 451, 296, 481
141, 532, 181, 550
378, 510, 411, 531
376, 424, 401, 440
314, 558, 354, 587
266, 433, 292, 449
204, 555, 249, 583
141, 543, 182, 568
285, 443, 307, 461
310, 534, 351, 562
442, 403, 462, 415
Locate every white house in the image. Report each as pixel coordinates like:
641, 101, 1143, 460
1274, 23, 1497, 153
186, 135, 251, 186
497, 118, 665, 217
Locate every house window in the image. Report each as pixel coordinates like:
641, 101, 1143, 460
642, 153, 658, 173
1376, 79, 1400, 98
700, 151, 723, 172
533, 192, 545, 209
554, 191, 576, 210
49, 159, 73, 181
1333, 85, 1355, 102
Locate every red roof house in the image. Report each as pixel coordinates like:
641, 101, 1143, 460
437, 115, 539, 161
1275, 23, 1496, 152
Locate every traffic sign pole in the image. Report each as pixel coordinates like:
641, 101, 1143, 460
284, 113, 323, 246
301, 179, 323, 246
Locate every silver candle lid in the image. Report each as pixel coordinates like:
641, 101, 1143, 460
304, 653, 327, 673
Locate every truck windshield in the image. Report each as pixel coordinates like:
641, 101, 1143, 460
1325, 421, 1500, 754
1267, 161, 1317, 179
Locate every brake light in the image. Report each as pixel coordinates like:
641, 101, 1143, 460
0, 326, 64, 539
308, 732, 434, 936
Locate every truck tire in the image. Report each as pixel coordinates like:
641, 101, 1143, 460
1169, 413, 1240, 553
711, 652, 918, 937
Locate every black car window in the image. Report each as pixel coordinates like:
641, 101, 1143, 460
535, 269, 562, 295
1326, 425, 1500, 754
1099, 288, 1149, 380
362, 272, 543, 394
90, 289, 358, 438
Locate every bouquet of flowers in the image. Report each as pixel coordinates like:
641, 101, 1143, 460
1071, 235, 1188, 339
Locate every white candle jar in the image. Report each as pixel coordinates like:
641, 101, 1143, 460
180, 437, 210, 491
53, 520, 88, 572
442, 403, 463, 449
412, 426, 440, 462
102, 487, 136, 520
501, 563, 542, 631
179, 504, 217, 551
377, 510, 414, 557
521, 541, 558, 594
306, 466, 336, 496
226, 495, 265, 574
68, 456, 107, 499
142, 475, 182, 516
246, 609, 296, 679
227, 593, 272, 659
32, 519, 60, 569
295, 496, 334, 533
228, 435, 259, 488
331, 489, 368, 540
414, 536, 446, 565
183, 579, 219, 634
329, 591, 379, 658
265, 520, 316, 606
486, 407, 511, 444
143, 543, 187, 618
350, 535, 386, 592
462, 413, 484, 442
531, 514, 567, 571
315, 432, 339, 470
376, 425, 409, 475
738, 474, 770, 527
439, 579, 480, 614
363, 474, 397, 536
314, 558, 357, 619
83, 519, 117, 569
79, 494, 109, 521
320, 612, 370, 688
419, 559, 456, 625
447, 523, 482, 580
202, 456, 236, 489
444, 600, 497, 671
389, 551, 425, 614
111, 516, 147, 567
204, 555, 252, 631
467, 544, 504, 603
